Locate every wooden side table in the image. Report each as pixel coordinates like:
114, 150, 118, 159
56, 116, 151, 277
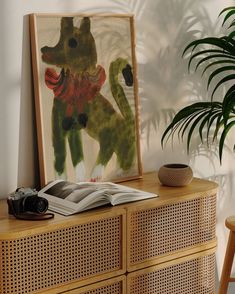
0, 172, 218, 294
218, 216, 235, 294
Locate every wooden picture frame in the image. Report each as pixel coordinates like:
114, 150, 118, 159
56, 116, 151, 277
30, 13, 142, 187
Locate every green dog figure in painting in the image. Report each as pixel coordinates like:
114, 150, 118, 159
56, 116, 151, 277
41, 17, 136, 181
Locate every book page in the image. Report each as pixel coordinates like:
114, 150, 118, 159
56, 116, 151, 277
39, 180, 158, 215
39, 180, 111, 215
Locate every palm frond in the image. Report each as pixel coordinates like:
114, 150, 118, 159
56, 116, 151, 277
222, 36, 235, 46
196, 54, 235, 72
202, 59, 235, 76
212, 113, 223, 142
219, 120, 235, 161
161, 102, 223, 152
219, 7, 235, 26
207, 66, 235, 89
187, 109, 214, 150
162, 6, 235, 161
219, 6, 235, 16
222, 90, 235, 125
187, 49, 229, 71
183, 37, 235, 56
228, 31, 235, 39
179, 111, 207, 141
212, 74, 235, 98
229, 20, 235, 28
206, 111, 223, 141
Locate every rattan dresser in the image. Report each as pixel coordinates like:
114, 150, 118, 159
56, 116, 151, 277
0, 172, 218, 294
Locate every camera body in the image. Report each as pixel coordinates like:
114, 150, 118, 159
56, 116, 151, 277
7, 187, 48, 215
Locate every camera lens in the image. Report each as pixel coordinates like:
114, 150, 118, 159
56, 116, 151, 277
24, 196, 48, 214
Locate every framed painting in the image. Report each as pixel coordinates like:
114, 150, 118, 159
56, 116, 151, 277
30, 13, 142, 186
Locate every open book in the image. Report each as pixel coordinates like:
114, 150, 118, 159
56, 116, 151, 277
39, 180, 158, 216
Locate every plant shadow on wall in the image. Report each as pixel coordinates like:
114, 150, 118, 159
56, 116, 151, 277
138, 0, 221, 147
162, 6, 235, 164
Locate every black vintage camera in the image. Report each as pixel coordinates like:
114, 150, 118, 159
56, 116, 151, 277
7, 187, 49, 216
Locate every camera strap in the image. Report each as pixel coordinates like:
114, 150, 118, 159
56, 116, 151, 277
13, 212, 55, 220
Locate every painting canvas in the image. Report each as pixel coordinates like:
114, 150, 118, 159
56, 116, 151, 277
30, 14, 142, 186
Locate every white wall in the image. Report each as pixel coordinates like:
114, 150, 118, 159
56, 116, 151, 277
0, 0, 234, 292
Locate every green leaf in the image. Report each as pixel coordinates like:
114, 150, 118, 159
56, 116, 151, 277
161, 123, 176, 147
223, 91, 235, 109
197, 103, 222, 141
221, 36, 235, 47
161, 109, 197, 146
161, 102, 222, 146
219, 120, 235, 162
224, 84, 235, 98
229, 20, 235, 28
187, 49, 226, 71
222, 91, 235, 125
221, 9, 235, 26
199, 115, 210, 142
168, 103, 207, 125
180, 111, 205, 140
228, 31, 235, 39
202, 59, 235, 76
207, 66, 235, 89
213, 114, 224, 142
183, 37, 235, 56
206, 111, 222, 142
161, 103, 204, 146
223, 87, 235, 105
224, 102, 235, 125
195, 54, 235, 72
212, 74, 235, 98
186, 110, 212, 150
219, 6, 235, 17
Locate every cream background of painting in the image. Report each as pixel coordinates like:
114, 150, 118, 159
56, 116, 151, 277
0, 0, 235, 292
36, 15, 139, 182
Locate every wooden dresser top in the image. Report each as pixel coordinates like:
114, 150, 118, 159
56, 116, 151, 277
0, 172, 218, 239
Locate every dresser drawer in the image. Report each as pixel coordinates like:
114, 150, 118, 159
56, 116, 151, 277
62, 276, 126, 294
127, 194, 216, 271
127, 247, 216, 294
0, 209, 126, 294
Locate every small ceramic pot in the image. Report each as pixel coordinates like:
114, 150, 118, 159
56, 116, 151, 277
158, 163, 193, 187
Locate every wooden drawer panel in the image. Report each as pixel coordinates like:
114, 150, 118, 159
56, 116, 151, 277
127, 248, 216, 294
127, 194, 216, 270
0, 211, 126, 294
62, 276, 126, 294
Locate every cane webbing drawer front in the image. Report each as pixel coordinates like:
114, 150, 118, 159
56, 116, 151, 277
127, 194, 216, 270
127, 248, 216, 294
0, 211, 126, 294
63, 276, 126, 294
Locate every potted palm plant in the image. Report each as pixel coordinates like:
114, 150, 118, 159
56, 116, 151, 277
161, 6, 235, 162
